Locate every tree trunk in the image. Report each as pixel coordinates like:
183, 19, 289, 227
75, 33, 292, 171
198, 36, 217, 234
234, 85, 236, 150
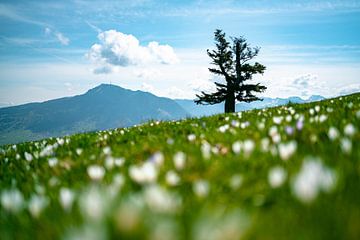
224, 91, 235, 113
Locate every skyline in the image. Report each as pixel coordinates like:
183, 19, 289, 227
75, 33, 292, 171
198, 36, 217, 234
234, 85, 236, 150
1, 0, 360, 106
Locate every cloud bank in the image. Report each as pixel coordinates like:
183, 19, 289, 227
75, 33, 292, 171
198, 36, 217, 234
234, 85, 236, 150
87, 30, 179, 74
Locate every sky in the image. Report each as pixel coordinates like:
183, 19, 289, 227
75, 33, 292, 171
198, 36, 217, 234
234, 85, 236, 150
0, 0, 360, 106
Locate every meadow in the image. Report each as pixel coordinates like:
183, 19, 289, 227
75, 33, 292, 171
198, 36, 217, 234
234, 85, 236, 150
1, 93, 359, 240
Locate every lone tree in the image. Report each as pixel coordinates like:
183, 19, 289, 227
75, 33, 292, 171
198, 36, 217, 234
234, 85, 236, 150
195, 29, 266, 113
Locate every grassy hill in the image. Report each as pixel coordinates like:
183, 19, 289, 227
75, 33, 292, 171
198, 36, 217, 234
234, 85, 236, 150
1, 93, 359, 240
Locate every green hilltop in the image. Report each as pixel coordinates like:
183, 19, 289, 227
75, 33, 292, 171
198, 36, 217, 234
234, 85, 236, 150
1, 93, 359, 239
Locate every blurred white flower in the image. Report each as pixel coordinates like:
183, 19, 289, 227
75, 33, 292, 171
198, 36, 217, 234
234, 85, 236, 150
218, 124, 229, 133
318, 114, 327, 123
28, 194, 48, 218
285, 126, 294, 135
340, 138, 352, 154
193, 180, 210, 198
231, 120, 240, 127
296, 120, 304, 130
257, 122, 265, 130
57, 138, 65, 145
292, 158, 336, 203
278, 141, 297, 161
114, 157, 125, 167
328, 127, 339, 140
129, 162, 157, 184
48, 157, 58, 167
315, 105, 320, 112
149, 151, 164, 167
166, 171, 181, 186
103, 146, 111, 155
76, 148, 83, 155
344, 123, 356, 137
232, 141, 242, 154
269, 126, 281, 143
229, 174, 243, 190
59, 188, 75, 211
273, 116, 283, 124
187, 134, 196, 142
87, 165, 105, 181
1, 188, 24, 213
261, 138, 270, 152
356, 110, 360, 119
201, 141, 211, 160
39, 145, 54, 157
268, 166, 287, 188
79, 186, 107, 221
144, 185, 180, 213
173, 152, 186, 170
24, 152, 33, 162
167, 138, 174, 145
243, 140, 255, 156
105, 156, 115, 169
240, 121, 250, 129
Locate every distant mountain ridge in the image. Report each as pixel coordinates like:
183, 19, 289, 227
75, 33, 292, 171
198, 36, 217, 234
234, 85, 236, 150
175, 95, 325, 117
0, 84, 188, 145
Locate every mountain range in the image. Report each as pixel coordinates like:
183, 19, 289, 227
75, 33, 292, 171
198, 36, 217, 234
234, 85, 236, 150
0, 84, 324, 145
175, 95, 324, 117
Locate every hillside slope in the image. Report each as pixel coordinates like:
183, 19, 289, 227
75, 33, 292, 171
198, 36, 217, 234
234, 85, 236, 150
0, 84, 188, 145
0, 93, 359, 239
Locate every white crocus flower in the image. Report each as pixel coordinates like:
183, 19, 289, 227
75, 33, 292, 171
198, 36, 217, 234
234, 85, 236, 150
187, 134, 196, 142
229, 174, 243, 190
28, 194, 48, 218
173, 152, 186, 170
340, 138, 352, 154
292, 158, 336, 203
193, 180, 210, 198
232, 141, 242, 154
24, 152, 33, 162
129, 161, 157, 184
328, 127, 339, 140
201, 141, 211, 160
344, 123, 356, 137
278, 141, 297, 161
1, 188, 24, 213
268, 166, 287, 188
243, 140, 255, 156
144, 185, 180, 213
59, 188, 75, 211
166, 171, 181, 186
87, 165, 105, 181
48, 157, 58, 167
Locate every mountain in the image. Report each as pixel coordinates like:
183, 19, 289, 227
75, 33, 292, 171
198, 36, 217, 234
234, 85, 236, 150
0, 84, 188, 145
176, 95, 325, 117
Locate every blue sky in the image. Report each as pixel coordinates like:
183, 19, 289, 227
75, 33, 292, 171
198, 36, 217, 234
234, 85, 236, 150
0, 0, 360, 106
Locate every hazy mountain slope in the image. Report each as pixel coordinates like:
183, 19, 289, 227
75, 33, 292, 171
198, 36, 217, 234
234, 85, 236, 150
176, 95, 325, 117
0, 84, 188, 145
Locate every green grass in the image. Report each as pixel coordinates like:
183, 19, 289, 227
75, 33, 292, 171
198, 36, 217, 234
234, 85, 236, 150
1, 93, 360, 240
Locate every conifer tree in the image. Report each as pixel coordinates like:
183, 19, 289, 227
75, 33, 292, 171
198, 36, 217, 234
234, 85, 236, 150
195, 29, 266, 113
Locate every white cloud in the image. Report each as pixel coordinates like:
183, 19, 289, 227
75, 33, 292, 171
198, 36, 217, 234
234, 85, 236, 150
338, 83, 360, 96
141, 82, 155, 93
44, 27, 70, 46
87, 30, 179, 74
54, 32, 70, 45
135, 68, 161, 80
289, 74, 324, 97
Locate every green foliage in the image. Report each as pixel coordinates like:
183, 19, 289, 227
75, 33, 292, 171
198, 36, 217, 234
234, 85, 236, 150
1, 93, 360, 239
